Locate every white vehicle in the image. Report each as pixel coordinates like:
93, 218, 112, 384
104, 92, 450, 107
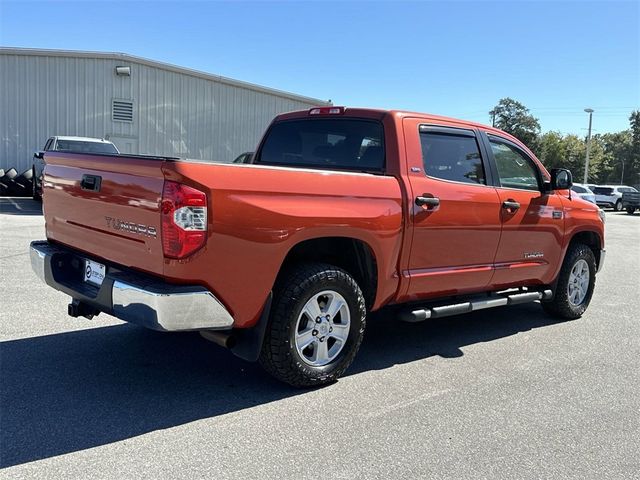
592, 185, 639, 211
571, 183, 596, 204
32, 136, 119, 199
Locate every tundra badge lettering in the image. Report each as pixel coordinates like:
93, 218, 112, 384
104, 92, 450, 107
105, 216, 157, 238
524, 252, 544, 259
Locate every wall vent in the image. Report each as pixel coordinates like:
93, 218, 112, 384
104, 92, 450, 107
112, 99, 134, 123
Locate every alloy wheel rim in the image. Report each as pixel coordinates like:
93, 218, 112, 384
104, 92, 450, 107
294, 290, 351, 367
567, 259, 589, 306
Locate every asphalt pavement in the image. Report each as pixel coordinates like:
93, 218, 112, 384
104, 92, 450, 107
1, 197, 639, 479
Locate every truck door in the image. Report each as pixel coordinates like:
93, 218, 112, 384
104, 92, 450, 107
401, 118, 502, 301
482, 133, 564, 288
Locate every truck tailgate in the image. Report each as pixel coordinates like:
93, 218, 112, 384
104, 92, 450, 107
43, 152, 166, 276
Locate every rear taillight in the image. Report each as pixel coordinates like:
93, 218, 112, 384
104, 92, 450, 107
161, 181, 207, 259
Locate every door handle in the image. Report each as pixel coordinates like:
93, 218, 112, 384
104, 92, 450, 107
81, 174, 102, 192
502, 200, 520, 211
415, 195, 440, 208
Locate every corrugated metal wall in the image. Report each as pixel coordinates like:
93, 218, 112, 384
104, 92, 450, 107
0, 51, 325, 172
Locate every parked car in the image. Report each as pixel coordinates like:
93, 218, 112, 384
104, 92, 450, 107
621, 191, 640, 214
30, 106, 605, 387
571, 183, 596, 204
32, 136, 119, 199
592, 185, 639, 211
232, 151, 253, 164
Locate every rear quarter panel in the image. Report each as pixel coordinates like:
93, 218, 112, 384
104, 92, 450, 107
162, 162, 404, 328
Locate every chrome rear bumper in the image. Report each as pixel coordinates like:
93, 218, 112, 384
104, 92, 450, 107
30, 241, 234, 331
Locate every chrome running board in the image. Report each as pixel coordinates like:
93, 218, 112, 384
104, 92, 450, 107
399, 289, 553, 323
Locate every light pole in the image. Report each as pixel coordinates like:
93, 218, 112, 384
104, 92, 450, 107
620, 159, 625, 185
583, 108, 594, 184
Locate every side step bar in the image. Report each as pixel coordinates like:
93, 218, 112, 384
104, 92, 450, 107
399, 289, 553, 323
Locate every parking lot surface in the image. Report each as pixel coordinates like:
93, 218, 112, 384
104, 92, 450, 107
1, 198, 639, 479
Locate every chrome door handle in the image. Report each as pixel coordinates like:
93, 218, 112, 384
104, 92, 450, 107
502, 200, 520, 211
415, 196, 440, 207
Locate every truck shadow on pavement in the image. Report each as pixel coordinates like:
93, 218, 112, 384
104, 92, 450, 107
1, 303, 557, 468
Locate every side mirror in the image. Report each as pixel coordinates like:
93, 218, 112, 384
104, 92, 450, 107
34, 151, 44, 159
551, 168, 572, 190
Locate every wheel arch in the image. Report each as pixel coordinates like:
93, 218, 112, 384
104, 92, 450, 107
568, 229, 603, 269
277, 236, 379, 310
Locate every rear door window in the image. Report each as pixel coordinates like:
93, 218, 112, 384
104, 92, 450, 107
256, 118, 384, 171
593, 187, 613, 195
419, 130, 486, 185
572, 185, 586, 193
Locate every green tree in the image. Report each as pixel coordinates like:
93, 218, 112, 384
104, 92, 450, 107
597, 131, 631, 184
629, 110, 640, 186
538, 131, 567, 169
563, 134, 586, 179
489, 98, 541, 151
584, 135, 608, 184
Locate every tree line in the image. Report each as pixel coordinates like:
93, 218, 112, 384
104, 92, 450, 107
489, 98, 640, 186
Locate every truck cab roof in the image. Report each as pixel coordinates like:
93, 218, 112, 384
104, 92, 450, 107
274, 106, 531, 155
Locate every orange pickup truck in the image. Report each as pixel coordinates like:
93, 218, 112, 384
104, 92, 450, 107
31, 107, 605, 387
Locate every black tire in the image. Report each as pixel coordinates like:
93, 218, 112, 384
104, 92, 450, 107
614, 200, 623, 212
259, 262, 366, 388
626, 207, 636, 215
7, 179, 27, 196
15, 168, 33, 187
543, 243, 596, 320
1, 168, 17, 181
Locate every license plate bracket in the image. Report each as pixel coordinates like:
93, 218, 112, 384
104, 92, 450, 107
84, 259, 106, 286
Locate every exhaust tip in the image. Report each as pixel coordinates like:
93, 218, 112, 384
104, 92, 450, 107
200, 330, 236, 349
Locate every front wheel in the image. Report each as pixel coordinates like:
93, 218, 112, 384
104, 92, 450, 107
614, 200, 623, 212
259, 263, 366, 387
627, 207, 636, 215
543, 243, 596, 320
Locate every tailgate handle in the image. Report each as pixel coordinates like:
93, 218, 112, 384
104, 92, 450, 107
81, 174, 102, 192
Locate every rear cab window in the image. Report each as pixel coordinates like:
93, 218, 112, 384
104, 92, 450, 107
54, 140, 119, 155
255, 118, 385, 172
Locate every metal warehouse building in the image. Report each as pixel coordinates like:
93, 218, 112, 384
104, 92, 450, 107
0, 47, 328, 172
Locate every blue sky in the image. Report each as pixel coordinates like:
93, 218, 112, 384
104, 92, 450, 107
1, 0, 638, 134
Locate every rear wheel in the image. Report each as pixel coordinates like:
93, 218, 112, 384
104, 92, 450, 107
614, 200, 623, 211
259, 262, 366, 387
543, 243, 596, 320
